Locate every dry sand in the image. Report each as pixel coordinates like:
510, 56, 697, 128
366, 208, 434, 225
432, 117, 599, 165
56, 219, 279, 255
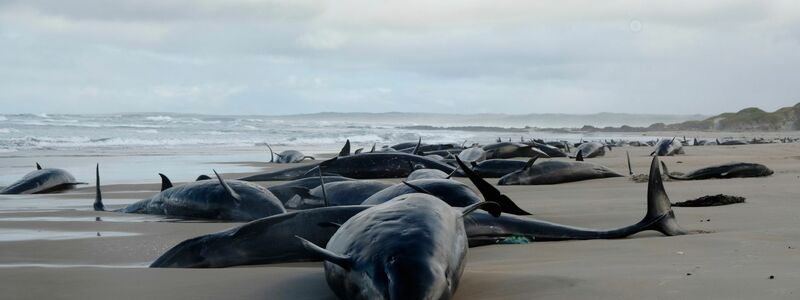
1, 143, 799, 299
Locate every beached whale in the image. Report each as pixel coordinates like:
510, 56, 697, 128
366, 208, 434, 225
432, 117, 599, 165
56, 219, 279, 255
267, 144, 314, 163
651, 138, 684, 156
150, 205, 370, 268
0, 163, 85, 194
456, 159, 528, 178
284, 180, 393, 209
149, 158, 683, 269
457, 146, 487, 163
483, 142, 550, 159
660, 161, 773, 180
242, 152, 457, 181
93, 165, 286, 221
716, 139, 748, 146
498, 153, 624, 185
528, 141, 568, 157
570, 141, 609, 159
406, 168, 451, 181
298, 194, 500, 300
361, 179, 483, 208
467, 156, 685, 246
267, 176, 354, 203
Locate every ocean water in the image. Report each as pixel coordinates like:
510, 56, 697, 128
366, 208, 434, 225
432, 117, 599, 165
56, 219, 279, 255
0, 112, 669, 185
0, 113, 671, 153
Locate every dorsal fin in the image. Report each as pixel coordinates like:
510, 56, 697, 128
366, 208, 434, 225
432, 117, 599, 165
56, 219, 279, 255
35, 162, 42, 170
626, 151, 633, 176
338, 140, 351, 157
196, 174, 212, 181
158, 173, 173, 191
296, 236, 352, 269
576, 150, 584, 161
266, 144, 274, 163
454, 156, 532, 215
213, 170, 241, 205
370, 143, 376, 153
93, 164, 104, 211
461, 201, 501, 217
524, 156, 539, 170
354, 148, 363, 154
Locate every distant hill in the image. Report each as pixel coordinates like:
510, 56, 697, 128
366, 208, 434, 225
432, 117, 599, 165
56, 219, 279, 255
577, 102, 800, 132
273, 112, 705, 128
663, 103, 800, 131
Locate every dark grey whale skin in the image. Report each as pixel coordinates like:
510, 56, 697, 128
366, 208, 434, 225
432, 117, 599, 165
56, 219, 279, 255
118, 180, 286, 221
150, 206, 370, 268
267, 176, 354, 203
454, 159, 527, 178
661, 161, 773, 180
498, 160, 624, 185
286, 180, 393, 209
572, 142, 607, 158
95, 167, 286, 222
149, 157, 684, 270
1, 168, 82, 194
303, 194, 479, 300
652, 138, 684, 156
240, 153, 457, 181
468, 156, 685, 246
361, 178, 482, 208
482, 142, 549, 159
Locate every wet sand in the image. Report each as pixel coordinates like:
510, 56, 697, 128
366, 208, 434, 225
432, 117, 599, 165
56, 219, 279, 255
1, 142, 799, 299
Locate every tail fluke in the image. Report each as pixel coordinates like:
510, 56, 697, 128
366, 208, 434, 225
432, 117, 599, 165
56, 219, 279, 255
94, 164, 105, 211
643, 156, 685, 236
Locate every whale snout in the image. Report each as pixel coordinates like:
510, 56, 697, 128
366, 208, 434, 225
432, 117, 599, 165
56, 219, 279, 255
386, 257, 449, 300
150, 236, 213, 268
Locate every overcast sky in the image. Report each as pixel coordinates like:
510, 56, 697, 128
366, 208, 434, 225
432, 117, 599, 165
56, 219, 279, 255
0, 1, 798, 115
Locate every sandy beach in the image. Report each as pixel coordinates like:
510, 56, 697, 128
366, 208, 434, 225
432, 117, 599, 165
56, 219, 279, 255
1, 140, 799, 299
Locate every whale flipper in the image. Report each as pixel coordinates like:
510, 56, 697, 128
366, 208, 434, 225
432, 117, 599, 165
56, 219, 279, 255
266, 144, 274, 163
412, 137, 422, 155
213, 170, 241, 205
158, 173, 173, 191
296, 236, 353, 269
455, 156, 532, 215
461, 201, 501, 217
